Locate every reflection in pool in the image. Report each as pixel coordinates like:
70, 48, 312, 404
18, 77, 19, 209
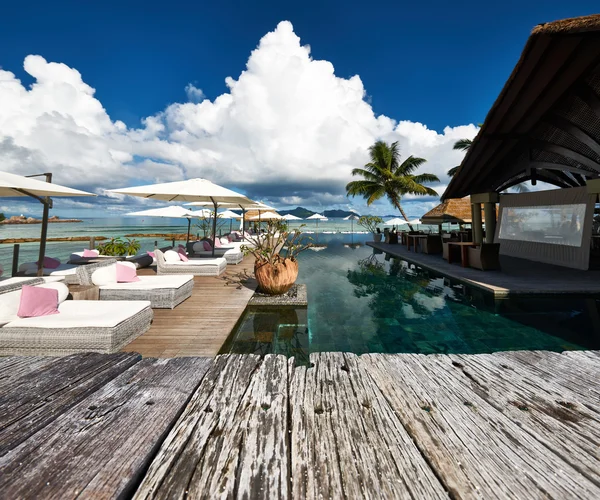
221, 234, 600, 360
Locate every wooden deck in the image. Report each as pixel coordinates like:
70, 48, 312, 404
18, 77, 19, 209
368, 241, 600, 297
122, 256, 257, 357
2, 350, 600, 498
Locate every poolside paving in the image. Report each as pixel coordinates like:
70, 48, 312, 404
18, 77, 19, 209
2, 350, 600, 498
368, 241, 600, 297
122, 255, 257, 357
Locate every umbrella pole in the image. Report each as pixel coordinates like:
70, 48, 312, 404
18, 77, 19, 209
33, 173, 53, 277
211, 198, 217, 257
186, 218, 191, 245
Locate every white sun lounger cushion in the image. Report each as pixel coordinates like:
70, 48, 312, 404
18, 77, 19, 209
164, 250, 183, 263
168, 258, 225, 266
0, 282, 69, 326
3, 300, 151, 329
99, 275, 193, 290
22, 263, 77, 277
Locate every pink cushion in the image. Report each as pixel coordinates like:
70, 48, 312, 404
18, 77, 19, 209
82, 249, 98, 257
203, 241, 212, 251
147, 251, 155, 259
214, 238, 222, 248
227, 235, 233, 242
37, 256, 60, 269
116, 263, 140, 282
176, 247, 189, 262
17, 285, 60, 318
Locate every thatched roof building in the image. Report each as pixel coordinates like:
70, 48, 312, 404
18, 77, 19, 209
444, 14, 600, 199
421, 198, 474, 225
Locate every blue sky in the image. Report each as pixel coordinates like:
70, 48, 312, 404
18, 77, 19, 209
0, 1, 598, 217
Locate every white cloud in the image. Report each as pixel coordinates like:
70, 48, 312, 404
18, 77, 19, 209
0, 21, 478, 215
184, 84, 205, 102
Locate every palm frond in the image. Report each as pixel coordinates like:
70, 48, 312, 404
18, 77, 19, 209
453, 138, 472, 152
447, 166, 460, 177
412, 173, 440, 184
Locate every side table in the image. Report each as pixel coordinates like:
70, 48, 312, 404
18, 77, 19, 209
68, 284, 100, 301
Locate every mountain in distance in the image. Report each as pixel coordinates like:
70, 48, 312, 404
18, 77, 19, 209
278, 207, 316, 218
278, 207, 361, 218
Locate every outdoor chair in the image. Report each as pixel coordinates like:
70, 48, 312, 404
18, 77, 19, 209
467, 243, 501, 271
76, 261, 194, 309
0, 280, 152, 356
155, 249, 227, 276
442, 239, 460, 261
421, 235, 443, 255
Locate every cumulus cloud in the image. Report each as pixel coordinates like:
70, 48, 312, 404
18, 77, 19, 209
0, 21, 478, 215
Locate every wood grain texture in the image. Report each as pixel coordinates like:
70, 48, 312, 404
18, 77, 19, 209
0, 357, 211, 499
134, 354, 289, 500
0, 352, 140, 455
0, 355, 57, 390
123, 256, 256, 357
289, 352, 447, 500
360, 353, 600, 498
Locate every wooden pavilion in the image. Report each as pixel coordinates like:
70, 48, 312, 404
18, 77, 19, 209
443, 14, 600, 270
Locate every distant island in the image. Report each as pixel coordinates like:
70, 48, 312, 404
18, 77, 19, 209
0, 215, 82, 225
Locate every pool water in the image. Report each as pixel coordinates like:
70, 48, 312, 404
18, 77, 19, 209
220, 234, 600, 359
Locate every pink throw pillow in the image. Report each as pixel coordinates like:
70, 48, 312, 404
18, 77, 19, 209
147, 251, 156, 259
214, 238, 222, 248
37, 256, 60, 269
227, 235, 233, 242
203, 240, 212, 251
116, 263, 140, 282
17, 285, 60, 318
176, 246, 189, 262
82, 249, 98, 257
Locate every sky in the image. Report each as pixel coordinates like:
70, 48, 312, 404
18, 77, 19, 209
0, 0, 598, 218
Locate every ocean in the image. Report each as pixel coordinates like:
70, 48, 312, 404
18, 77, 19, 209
1, 216, 434, 271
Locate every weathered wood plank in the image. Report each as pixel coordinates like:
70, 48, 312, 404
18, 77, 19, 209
290, 352, 447, 499
495, 350, 600, 406
446, 352, 600, 487
361, 353, 600, 498
135, 354, 289, 500
0, 356, 57, 390
0, 357, 211, 499
0, 352, 141, 455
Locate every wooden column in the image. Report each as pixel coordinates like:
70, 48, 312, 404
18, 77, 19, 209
483, 202, 497, 243
472, 202, 483, 245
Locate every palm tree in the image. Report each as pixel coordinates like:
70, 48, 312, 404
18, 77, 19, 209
447, 138, 473, 177
346, 141, 439, 229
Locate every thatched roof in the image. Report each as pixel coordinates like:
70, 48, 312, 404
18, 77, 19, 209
444, 14, 600, 200
421, 198, 474, 224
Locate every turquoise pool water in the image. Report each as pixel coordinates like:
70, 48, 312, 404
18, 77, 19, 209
220, 234, 600, 359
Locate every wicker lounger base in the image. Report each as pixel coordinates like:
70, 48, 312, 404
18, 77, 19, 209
158, 262, 226, 276
99, 280, 194, 309
0, 306, 153, 356
189, 253, 243, 265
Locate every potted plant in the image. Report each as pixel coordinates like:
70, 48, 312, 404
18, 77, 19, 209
358, 215, 384, 243
97, 237, 141, 256
242, 220, 312, 295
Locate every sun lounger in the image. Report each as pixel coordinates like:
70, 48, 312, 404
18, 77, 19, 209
188, 241, 244, 265
155, 249, 227, 276
0, 282, 152, 355
20, 262, 80, 284
76, 262, 194, 309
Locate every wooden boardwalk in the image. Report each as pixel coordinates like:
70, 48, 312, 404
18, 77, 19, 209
122, 256, 257, 357
2, 350, 600, 498
368, 241, 600, 297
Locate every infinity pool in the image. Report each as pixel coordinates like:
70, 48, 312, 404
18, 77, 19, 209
220, 234, 600, 360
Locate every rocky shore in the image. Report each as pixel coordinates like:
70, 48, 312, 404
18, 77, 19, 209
0, 236, 107, 244
0, 215, 82, 225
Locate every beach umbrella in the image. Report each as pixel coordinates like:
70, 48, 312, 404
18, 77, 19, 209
0, 170, 95, 276
384, 217, 409, 226
343, 213, 360, 235
307, 213, 328, 232
282, 214, 302, 220
218, 209, 242, 232
109, 178, 255, 256
126, 205, 208, 243
249, 211, 283, 220
187, 200, 273, 234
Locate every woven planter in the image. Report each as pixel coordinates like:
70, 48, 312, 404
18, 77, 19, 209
254, 258, 299, 295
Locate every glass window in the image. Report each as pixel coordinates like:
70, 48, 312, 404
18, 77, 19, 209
498, 204, 587, 247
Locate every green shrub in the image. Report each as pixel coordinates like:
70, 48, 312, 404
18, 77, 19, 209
97, 237, 140, 256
